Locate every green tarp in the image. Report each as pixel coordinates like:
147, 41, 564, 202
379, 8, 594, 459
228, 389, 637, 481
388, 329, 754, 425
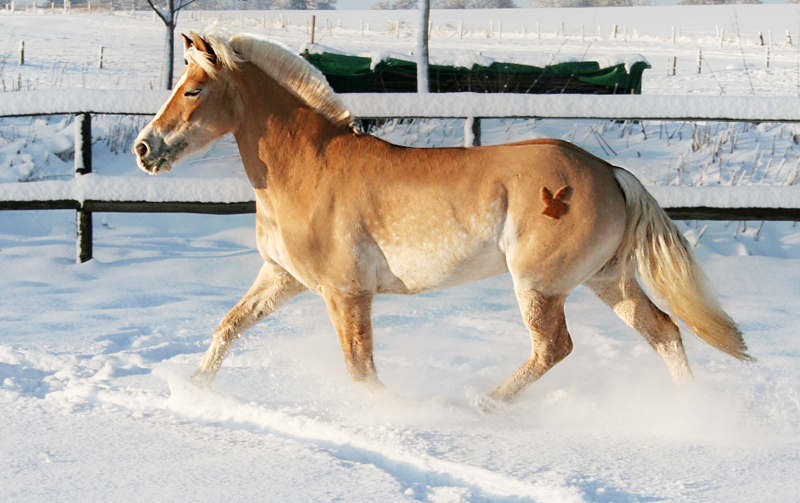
302, 52, 650, 95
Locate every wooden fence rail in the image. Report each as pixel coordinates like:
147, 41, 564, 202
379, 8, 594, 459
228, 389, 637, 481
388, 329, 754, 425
3, 90, 800, 263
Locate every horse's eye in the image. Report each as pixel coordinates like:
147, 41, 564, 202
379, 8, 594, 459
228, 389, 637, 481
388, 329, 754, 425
184, 89, 202, 98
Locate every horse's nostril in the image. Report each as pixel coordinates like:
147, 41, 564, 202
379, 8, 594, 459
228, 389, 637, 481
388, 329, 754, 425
135, 142, 149, 158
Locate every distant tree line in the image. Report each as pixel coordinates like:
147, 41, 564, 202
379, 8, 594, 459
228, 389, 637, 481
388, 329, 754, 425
371, 0, 514, 7
676, 0, 761, 4
114, 0, 335, 10
370, 0, 765, 7
528, 0, 644, 6
370, 0, 644, 8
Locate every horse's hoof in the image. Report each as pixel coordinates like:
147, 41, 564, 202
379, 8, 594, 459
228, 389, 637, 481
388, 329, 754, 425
189, 370, 215, 389
359, 376, 386, 396
470, 392, 509, 414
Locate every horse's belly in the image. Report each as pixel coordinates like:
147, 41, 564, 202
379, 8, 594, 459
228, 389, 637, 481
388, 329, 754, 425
375, 237, 508, 294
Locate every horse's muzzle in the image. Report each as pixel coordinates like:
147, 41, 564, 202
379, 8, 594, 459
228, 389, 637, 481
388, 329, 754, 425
134, 140, 150, 159
132, 136, 174, 174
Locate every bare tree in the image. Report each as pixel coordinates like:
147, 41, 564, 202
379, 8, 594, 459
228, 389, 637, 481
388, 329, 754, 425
370, 0, 416, 8
282, 0, 337, 7
678, 0, 760, 4
434, 0, 473, 7
531, 0, 647, 6
434, 0, 516, 8
375, 0, 517, 7
474, 0, 515, 7
308, 0, 337, 7
146, 0, 200, 90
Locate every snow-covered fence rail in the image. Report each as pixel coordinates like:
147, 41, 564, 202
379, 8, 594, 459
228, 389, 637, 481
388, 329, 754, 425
342, 93, 800, 123
5, 90, 800, 124
0, 90, 170, 117
3, 90, 800, 263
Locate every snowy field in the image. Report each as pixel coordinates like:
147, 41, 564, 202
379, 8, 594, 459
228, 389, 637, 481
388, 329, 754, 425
2, 5, 800, 503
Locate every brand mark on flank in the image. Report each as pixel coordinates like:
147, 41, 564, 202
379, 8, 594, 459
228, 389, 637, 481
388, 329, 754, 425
540, 185, 572, 219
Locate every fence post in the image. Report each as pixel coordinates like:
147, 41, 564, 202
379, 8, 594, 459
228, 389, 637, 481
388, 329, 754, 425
74, 113, 92, 263
465, 117, 481, 147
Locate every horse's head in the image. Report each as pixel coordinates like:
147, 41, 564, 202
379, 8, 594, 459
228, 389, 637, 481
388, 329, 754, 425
133, 32, 239, 174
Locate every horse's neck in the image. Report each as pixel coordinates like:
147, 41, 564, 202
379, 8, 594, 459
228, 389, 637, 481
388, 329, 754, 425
233, 64, 348, 190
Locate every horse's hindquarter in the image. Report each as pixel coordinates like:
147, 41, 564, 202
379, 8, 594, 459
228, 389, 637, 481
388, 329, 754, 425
499, 140, 628, 294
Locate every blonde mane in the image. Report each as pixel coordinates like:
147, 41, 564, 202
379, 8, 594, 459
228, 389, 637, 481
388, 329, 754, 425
189, 30, 353, 129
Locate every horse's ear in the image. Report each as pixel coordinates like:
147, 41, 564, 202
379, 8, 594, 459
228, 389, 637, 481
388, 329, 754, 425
189, 31, 217, 64
182, 33, 193, 52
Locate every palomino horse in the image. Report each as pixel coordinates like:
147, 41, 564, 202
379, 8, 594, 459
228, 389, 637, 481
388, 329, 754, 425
134, 31, 751, 408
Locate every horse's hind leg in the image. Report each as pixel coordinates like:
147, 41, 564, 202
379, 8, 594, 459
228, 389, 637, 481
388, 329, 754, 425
191, 261, 306, 386
488, 290, 572, 404
585, 266, 693, 384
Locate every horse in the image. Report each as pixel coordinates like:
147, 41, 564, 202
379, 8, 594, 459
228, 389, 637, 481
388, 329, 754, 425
133, 30, 752, 409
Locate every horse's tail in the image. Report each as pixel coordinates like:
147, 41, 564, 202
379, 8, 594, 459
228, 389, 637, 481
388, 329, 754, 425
612, 167, 753, 361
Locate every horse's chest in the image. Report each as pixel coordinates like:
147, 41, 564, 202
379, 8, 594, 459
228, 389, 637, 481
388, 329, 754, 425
255, 206, 357, 292
254, 207, 310, 283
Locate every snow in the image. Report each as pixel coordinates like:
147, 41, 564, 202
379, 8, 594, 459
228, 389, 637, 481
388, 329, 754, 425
648, 185, 800, 209
342, 93, 800, 121
2, 6, 800, 503
9, 89, 800, 121
0, 89, 170, 117
5, 174, 800, 209
593, 54, 650, 73
0, 174, 253, 203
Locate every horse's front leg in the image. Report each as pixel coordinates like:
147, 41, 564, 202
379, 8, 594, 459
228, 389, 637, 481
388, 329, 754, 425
322, 289, 383, 392
191, 261, 306, 386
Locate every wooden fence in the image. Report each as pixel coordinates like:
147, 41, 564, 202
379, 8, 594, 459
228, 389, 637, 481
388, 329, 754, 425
2, 90, 800, 263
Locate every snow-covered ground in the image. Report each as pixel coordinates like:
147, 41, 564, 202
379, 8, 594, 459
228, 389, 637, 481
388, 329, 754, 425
1, 5, 800, 503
